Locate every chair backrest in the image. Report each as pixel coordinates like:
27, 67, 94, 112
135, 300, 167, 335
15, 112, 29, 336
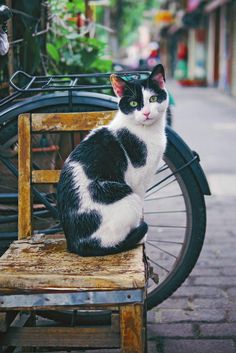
18, 111, 116, 240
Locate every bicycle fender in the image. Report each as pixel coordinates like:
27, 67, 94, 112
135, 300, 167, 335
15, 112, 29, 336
0, 92, 117, 125
166, 126, 211, 196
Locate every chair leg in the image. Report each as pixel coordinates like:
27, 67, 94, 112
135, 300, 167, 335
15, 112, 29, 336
120, 304, 145, 353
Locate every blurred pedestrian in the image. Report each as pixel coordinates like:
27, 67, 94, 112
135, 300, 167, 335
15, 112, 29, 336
0, 5, 12, 56
0, 27, 9, 56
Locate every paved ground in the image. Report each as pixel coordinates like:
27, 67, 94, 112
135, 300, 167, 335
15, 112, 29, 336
147, 82, 236, 353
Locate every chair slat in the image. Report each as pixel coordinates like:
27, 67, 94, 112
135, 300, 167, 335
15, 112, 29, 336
32, 170, 60, 184
18, 114, 32, 239
31, 111, 116, 132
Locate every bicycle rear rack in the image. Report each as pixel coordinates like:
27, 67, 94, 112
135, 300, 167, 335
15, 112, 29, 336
0, 70, 150, 109
9, 70, 150, 92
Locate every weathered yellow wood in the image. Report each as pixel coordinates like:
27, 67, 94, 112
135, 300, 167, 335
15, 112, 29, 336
0, 239, 146, 292
120, 304, 144, 353
18, 114, 32, 239
31, 111, 116, 132
32, 170, 61, 184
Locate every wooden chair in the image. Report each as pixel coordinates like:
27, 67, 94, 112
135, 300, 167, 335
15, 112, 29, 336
0, 112, 148, 352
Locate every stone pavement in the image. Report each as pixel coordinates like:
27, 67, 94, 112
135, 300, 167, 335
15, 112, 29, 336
147, 82, 236, 353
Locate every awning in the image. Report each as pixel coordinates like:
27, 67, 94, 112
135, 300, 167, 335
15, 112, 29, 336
205, 0, 230, 12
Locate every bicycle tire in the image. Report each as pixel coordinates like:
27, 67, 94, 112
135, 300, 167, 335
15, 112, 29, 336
146, 139, 206, 309
0, 92, 206, 311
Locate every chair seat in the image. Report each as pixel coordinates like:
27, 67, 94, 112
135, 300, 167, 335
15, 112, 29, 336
0, 234, 146, 294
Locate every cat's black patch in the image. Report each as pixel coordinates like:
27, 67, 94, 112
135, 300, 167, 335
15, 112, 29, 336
57, 166, 102, 241
66, 210, 102, 239
57, 165, 81, 219
117, 128, 147, 168
118, 78, 167, 115
141, 79, 167, 103
68, 237, 102, 256
71, 221, 148, 257
69, 128, 128, 182
119, 82, 144, 114
63, 209, 102, 253
89, 180, 132, 204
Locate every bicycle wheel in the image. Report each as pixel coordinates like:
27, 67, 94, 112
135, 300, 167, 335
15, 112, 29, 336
0, 92, 206, 309
145, 139, 206, 309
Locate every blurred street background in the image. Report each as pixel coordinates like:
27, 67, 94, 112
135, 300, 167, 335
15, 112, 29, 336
0, 0, 236, 97
0, 0, 236, 352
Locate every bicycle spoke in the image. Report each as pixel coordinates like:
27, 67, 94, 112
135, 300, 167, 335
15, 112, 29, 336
144, 210, 186, 214
146, 241, 177, 259
155, 163, 168, 174
148, 224, 186, 229
145, 178, 177, 198
33, 215, 54, 224
144, 194, 183, 202
148, 239, 184, 245
0, 184, 17, 191
148, 257, 170, 273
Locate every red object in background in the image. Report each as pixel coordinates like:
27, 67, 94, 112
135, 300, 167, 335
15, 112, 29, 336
76, 12, 85, 29
150, 49, 159, 58
179, 79, 206, 87
196, 28, 205, 43
177, 43, 188, 60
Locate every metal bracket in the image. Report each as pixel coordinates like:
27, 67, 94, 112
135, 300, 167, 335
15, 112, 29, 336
0, 289, 145, 309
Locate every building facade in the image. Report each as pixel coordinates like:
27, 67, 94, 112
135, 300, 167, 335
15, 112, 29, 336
157, 0, 236, 97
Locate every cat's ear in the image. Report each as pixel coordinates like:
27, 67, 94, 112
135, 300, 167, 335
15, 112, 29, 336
110, 74, 127, 97
149, 64, 166, 89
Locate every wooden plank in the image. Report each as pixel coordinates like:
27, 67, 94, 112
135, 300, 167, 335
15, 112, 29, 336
0, 326, 120, 348
120, 304, 144, 353
31, 111, 116, 132
0, 240, 146, 292
18, 114, 32, 239
32, 170, 61, 184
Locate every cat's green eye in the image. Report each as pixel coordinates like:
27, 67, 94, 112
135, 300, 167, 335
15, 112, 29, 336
150, 96, 158, 103
130, 101, 138, 107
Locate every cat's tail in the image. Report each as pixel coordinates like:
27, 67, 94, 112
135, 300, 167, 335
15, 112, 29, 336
70, 221, 148, 257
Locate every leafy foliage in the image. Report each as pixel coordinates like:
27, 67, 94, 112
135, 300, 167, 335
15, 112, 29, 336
47, 0, 112, 74
109, 0, 159, 47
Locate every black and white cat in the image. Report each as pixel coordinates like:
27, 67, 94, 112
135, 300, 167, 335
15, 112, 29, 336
57, 64, 169, 256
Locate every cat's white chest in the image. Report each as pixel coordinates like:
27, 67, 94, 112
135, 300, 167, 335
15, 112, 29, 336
125, 130, 166, 198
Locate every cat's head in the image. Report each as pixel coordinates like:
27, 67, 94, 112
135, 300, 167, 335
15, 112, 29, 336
110, 64, 168, 126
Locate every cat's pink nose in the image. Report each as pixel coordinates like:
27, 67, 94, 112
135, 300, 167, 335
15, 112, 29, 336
143, 112, 150, 118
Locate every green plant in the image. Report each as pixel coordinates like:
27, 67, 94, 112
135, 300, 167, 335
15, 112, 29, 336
47, 0, 112, 75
